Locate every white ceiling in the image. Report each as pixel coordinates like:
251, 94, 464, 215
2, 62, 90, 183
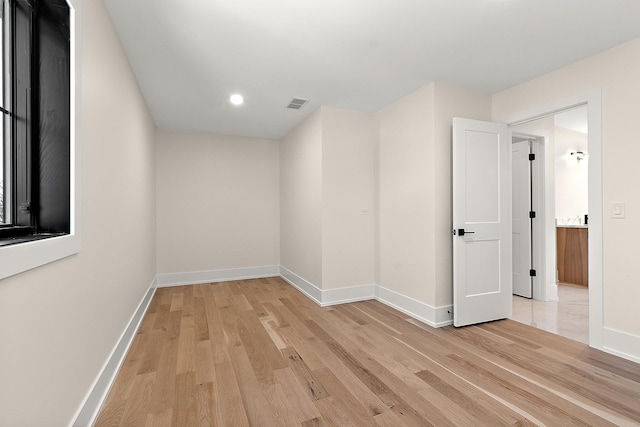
104, 0, 640, 140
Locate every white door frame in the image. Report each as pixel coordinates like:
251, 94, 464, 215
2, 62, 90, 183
500, 90, 603, 349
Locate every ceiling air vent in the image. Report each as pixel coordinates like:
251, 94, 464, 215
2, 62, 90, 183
286, 98, 309, 110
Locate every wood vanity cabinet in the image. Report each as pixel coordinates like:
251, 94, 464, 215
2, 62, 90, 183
556, 226, 588, 286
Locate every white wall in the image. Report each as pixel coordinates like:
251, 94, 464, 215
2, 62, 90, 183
493, 37, 640, 342
322, 107, 376, 290
0, 0, 157, 425
156, 130, 279, 275
280, 109, 323, 287
554, 126, 588, 222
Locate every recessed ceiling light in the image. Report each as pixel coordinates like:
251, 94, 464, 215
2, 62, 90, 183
230, 94, 244, 106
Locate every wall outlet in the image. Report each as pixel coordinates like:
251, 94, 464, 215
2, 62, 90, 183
361, 209, 372, 215
611, 202, 625, 219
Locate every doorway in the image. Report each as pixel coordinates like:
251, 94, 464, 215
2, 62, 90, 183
508, 104, 592, 345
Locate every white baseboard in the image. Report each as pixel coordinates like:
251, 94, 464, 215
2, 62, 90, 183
279, 266, 322, 304
279, 266, 376, 307
278, 266, 449, 327
71, 277, 158, 427
321, 284, 376, 306
156, 265, 280, 287
602, 327, 640, 364
375, 285, 453, 328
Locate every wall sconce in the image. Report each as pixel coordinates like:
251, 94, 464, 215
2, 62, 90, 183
571, 151, 587, 161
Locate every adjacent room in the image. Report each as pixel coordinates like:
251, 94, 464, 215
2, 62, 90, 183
1, 1, 640, 426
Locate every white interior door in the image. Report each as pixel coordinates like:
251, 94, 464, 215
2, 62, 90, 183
453, 118, 512, 327
512, 140, 533, 298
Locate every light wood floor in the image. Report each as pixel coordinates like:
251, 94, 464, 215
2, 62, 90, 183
96, 277, 640, 426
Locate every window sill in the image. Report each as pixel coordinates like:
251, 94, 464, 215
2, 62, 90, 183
0, 232, 80, 280
0, 231, 67, 247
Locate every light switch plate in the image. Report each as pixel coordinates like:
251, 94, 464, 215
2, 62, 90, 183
611, 202, 625, 219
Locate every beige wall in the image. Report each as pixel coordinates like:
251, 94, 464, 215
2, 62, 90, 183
0, 0, 157, 425
376, 82, 491, 308
432, 83, 492, 306
280, 109, 324, 286
377, 83, 437, 304
322, 107, 376, 290
156, 130, 279, 274
280, 107, 376, 291
493, 37, 640, 337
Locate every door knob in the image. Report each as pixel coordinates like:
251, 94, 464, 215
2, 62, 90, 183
456, 228, 475, 236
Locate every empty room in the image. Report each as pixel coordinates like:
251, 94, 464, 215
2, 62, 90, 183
1, 0, 640, 426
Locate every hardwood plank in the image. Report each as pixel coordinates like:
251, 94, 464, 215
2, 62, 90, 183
305, 319, 435, 426
277, 326, 326, 371
334, 303, 370, 326
94, 399, 126, 427
195, 382, 214, 427
281, 346, 330, 401
236, 308, 288, 384
233, 293, 254, 311
212, 361, 250, 427
104, 332, 149, 403
415, 368, 520, 426
312, 368, 378, 426
147, 336, 179, 414
260, 374, 310, 426
396, 329, 620, 425
169, 290, 184, 312
136, 329, 165, 375
260, 314, 289, 350
119, 372, 156, 427
152, 287, 174, 308
262, 301, 291, 327
172, 372, 197, 427
144, 411, 171, 427
194, 340, 215, 385
373, 410, 412, 427
201, 286, 230, 364
176, 315, 196, 375
181, 285, 195, 316
445, 325, 640, 421
192, 296, 209, 342
314, 396, 359, 427
274, 367, 323, 422
301, 416, 326, 427
136, 311, 158, 335
212, 281, 234, 308
228, 343, 281, 426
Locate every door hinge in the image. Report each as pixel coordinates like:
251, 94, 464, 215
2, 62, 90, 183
529, 269, 537, 277
529, 153, 536, 161
529, 211, 536, 219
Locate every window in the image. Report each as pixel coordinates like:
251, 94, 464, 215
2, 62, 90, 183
0, 0, 77, 281
0, 0, 71, 247
1, 0, 6, 225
